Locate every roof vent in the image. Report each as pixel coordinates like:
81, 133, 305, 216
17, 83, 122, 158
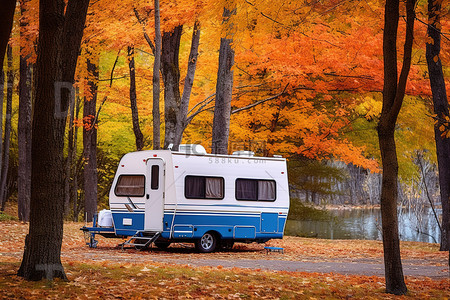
232, 150, 255, 157
178, 144, 207, 155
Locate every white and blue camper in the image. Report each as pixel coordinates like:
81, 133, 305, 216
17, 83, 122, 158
82, 144, 290, 252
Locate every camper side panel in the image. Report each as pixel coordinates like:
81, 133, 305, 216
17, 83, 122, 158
160, 154, 289, 242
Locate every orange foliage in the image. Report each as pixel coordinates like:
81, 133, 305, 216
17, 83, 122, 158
11, 0, 450, 169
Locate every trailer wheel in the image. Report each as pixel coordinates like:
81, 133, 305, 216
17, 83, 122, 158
196, 232, 217, 253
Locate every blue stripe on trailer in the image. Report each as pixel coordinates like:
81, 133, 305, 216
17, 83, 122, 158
111, 210, 287, 240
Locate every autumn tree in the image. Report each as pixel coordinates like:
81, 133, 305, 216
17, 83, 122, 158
127, 46, 144, 151
161, 23, 201, 150
161, 26, 182, 149
426, 0, 450, 252
173, 21, 201, 150
0, 45, 14, 211
153, 0, 162, 150
377, 0, 416, 294
83, 48, 99, 222
211, 3, 235, 154
18, 0, 33, 222
18, 0, 90, 281
211, 0, 384, 170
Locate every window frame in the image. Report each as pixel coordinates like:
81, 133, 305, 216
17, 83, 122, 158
150, 165, 159, 190
235, 178, 277, 202
114, 174, 146, 197
184, 175, 225, 200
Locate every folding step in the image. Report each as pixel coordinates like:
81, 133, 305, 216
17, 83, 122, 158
121, 231, 161, 250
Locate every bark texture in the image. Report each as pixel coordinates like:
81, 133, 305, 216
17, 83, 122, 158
72, 96, 81, 221
0, 71, 3, 181
153, 0, 162, 150
162, 26, 182, 149
18, 58, 33, 221
426, 0, 450, 252
83, 53, 98, 222
65, 88, 75, 216
173, 22, 201, 150
0, 45, 14, 211
18, 0, 89, 281
18, 0, 33, 221
377, 0, 416, 294
127, 46, 144, 151
211, 7, 235, 155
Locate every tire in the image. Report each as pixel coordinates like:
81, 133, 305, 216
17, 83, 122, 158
155, 241, 171, 250
195, 232, 217, 253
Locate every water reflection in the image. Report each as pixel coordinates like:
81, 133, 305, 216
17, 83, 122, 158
285, 207, 441, 243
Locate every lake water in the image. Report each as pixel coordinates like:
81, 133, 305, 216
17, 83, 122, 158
285, 207, 441, 243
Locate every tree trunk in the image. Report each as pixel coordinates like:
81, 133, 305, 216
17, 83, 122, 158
377, 125, 406, 294
162, 26, 182, 149
153, 0, 161, 150
127, 46, 144, 151
83, 52, 98, 222
18, 58, 33, 221
426, 0, 450, 252
18, 0, 89, 281
211, 7, 235, 155
0, 45, 13, 211
211, 37, 234, 154
18, 0, 33, 221
0, 0, 16, 72
72, 94, 81, 222
173, 21, 201, 151
377, 0, 416, 294
0, 71, 3, 181
65, 86, 75, 216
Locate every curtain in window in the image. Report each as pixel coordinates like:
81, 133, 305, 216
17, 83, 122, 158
205, 177, 223, 199
185, 176, 205, 198
236, 179, 258, 200
258, 180, 276, 201
115, 175, 145, 196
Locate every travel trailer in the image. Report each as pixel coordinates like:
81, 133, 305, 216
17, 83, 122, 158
82, 144, 290, 252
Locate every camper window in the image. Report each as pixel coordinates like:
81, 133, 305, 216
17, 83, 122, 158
151, 165, 159, 190
236, 179, 276, 201
185, 176, 224, 199
258, 180, 276, 201
115, 175, 145, 197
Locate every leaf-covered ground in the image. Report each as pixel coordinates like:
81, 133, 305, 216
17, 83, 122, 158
0, 220, 449, 299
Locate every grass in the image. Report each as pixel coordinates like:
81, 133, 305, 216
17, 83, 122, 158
0, 211, 18, 221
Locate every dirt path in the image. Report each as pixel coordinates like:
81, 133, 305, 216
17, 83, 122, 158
2, 246, 448, 279
134, 256, 448, 279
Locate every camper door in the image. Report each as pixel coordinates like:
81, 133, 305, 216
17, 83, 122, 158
144, 158, 165, 231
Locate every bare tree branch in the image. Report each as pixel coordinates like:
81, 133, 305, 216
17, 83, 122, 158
109, 50, 120, 87
231, 84, 289, 114
133, 7, 156, 54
